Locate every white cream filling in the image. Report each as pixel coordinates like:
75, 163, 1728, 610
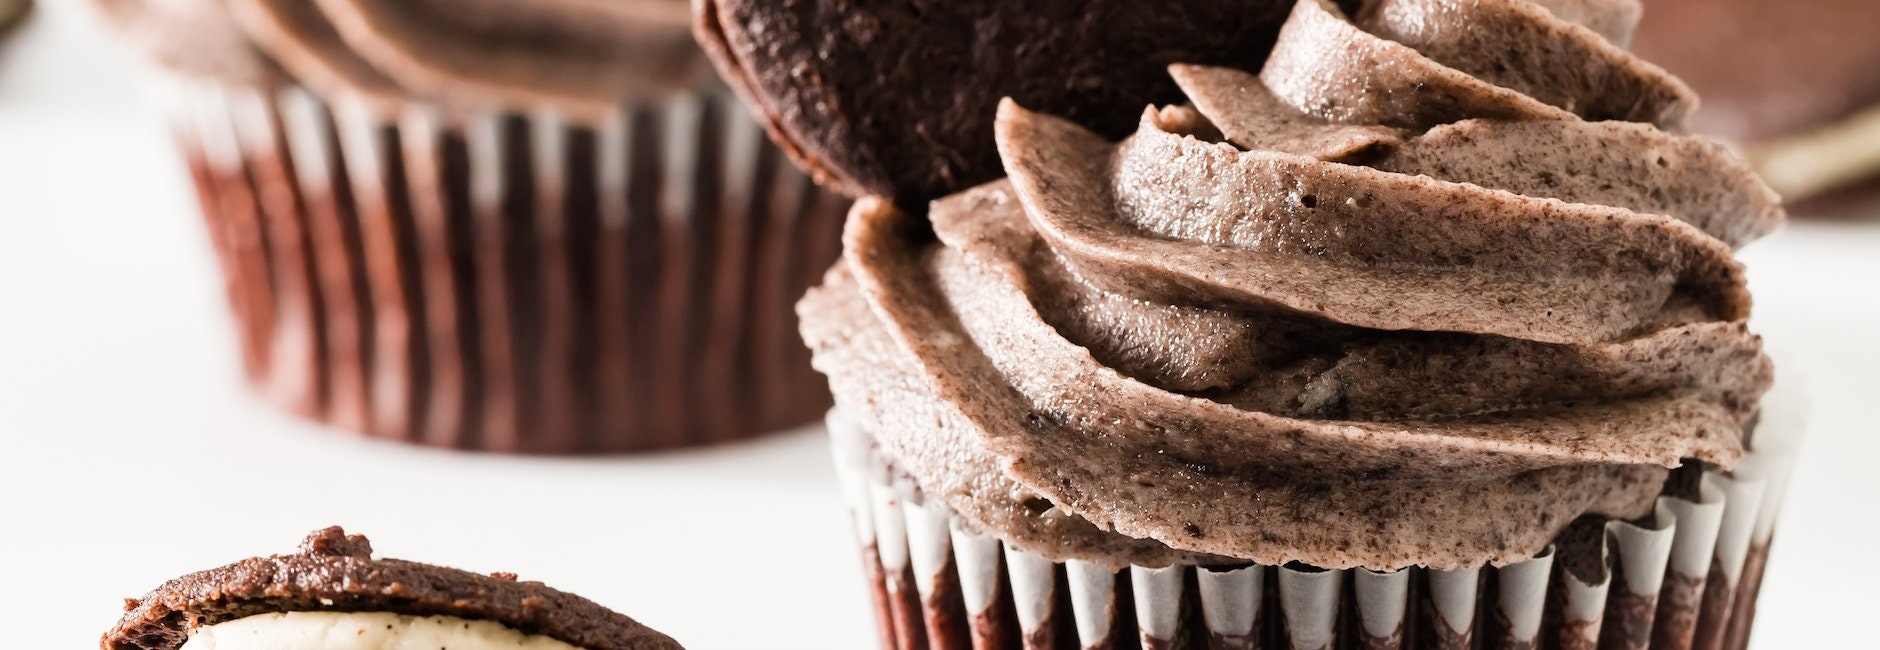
180, 612, 581, 650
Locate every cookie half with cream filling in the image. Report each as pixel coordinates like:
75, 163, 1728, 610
103, 527, 682, 650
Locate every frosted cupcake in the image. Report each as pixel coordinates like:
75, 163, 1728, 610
94, 0, 848, 452
1631, 0, 1880, 210
798, 0, 1804, 647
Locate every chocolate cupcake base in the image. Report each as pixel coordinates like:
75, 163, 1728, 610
163, 76, 848, 453
826, 388, 1805, 650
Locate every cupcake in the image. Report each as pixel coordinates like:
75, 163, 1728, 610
93, 0, 850, 452
793, 0, 1806, 647
1630, 0, 1880, 211
103, 527, 683, 649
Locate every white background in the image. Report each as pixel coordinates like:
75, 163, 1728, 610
1, 4, 1875, 647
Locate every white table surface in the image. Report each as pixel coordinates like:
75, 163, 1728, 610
1, 4, 1875, 648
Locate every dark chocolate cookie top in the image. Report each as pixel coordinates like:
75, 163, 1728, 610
103, 527, 683, 650
694, 0, 1292, 206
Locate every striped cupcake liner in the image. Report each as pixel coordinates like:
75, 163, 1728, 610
160, 76, 848, 453
826, 386, 1805, 650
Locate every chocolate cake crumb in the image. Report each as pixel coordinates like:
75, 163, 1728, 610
300, 525, 373, 558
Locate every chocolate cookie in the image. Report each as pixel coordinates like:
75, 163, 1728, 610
694, 0, 1291, 206
104, 527, 683, 650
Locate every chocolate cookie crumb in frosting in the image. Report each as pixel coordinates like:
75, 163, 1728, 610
103, 527, 683, 650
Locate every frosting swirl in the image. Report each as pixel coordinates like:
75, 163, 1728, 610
800, 0, 1782, 570
100, 0, 704, 119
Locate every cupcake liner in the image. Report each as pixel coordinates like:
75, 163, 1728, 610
827, 385, 1807, 650
1716, 384, 1808, 650
158, 74, 848, 452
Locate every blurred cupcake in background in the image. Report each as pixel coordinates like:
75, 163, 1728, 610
1631, 0, 1880, 214
93, 0, 849, 453
692, 0, 1295, 209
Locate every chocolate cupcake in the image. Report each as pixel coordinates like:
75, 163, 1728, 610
1630, 0, 1880, 211
93, 0, 849, 452
103, 527, 683, 650
793, 0, 1809, 647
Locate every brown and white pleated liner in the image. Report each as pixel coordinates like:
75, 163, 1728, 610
828, 385, 1808, 650
151, 72, 849, 453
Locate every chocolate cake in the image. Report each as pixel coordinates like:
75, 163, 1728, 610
103, 527, 683, 650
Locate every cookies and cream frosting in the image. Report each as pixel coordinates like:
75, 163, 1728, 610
799, 0, 1783, 571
